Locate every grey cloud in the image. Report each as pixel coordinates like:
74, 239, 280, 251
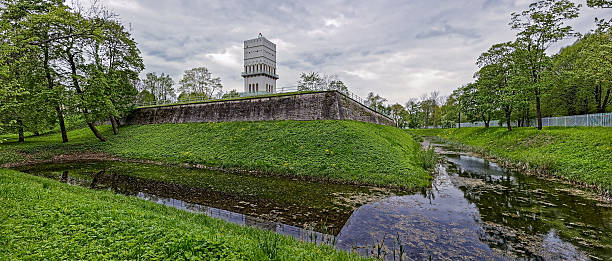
415, 22, 482, 40
93, 0, 611, 104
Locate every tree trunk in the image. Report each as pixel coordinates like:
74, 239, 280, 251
505, 107, 512, 132
458, 110, 461, 129
56, 106, 68, 143
597, 84, 610, 113
109, 115, 119, 135
61, 170, 68, 182
17, 120, 24, 142
44, 43, 68, 143
536, 90, 542, 130
66, 47, 106, 142
90, 170, 104, 189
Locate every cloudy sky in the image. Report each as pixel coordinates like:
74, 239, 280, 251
93, 0, 611, 104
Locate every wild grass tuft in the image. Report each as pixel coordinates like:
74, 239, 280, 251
417, 146, 437, 170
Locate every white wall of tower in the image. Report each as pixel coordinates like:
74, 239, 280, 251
242, 35, 278, 93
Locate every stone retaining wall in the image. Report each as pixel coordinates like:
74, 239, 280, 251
124, 91, 395, 126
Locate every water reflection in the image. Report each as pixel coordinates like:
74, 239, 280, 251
137, 191, 335, 244
331, 140, 610, 260
16, 161, 397, 237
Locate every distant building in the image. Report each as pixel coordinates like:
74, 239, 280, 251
242, 34, 278, 93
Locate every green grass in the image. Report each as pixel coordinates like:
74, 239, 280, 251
0, 120, 431, 189
411, 127, 612, 193
0, 168, 366, 260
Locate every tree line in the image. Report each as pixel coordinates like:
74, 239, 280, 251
136, 66, 230, 105
0, 0, 144, 142
0, 1, 233, 143
380, 0, 612, 130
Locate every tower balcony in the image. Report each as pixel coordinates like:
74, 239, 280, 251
241, 71, 279, 79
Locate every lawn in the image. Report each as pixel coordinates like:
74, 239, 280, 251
411, 127, 612, 193
1, 120, 431, 189
0, 168, 366, 260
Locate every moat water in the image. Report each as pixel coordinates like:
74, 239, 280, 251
15, 138, 611, 260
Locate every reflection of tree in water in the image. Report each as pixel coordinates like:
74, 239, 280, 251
29, 165, 354, 235
449, 159, 611, 258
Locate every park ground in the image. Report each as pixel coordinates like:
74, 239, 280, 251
411, 127, 612, 195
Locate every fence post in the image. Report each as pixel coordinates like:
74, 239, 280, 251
587, 114, 590, 127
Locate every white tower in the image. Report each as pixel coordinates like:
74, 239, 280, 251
242, 34, 278, 93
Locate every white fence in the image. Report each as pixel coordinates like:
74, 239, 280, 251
453, 112, 612, 128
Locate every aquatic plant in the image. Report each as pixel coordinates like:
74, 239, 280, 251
417, 145, 438, 170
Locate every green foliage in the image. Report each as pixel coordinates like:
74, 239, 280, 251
417, 146, 437, 170
0, 120, 431, 188
0, 169, 367, 260
412, 127, 612, 193
297, 72, 326, 91
297, 72, 349, 93
179, 67, 222, 99
142, 72, 176, 103
222, 89, 240, 99
365, 92, 388, 113
587, 0, 612, 8
0, 0, 144, 142
178, 91, 210, 102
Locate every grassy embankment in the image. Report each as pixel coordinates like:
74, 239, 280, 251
1, 120, 431, 189
0, 169, 366, 260
412, 127, 612, 193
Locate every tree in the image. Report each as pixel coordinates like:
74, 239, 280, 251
1, 0, 69, 142
476, 42, 527, 131
143, 72, 175, 103
93, 19, 144, 134
576, 19, 612, 113
179, 67, 222, 100
297, 72, 326, 91
365, 92, 388, 112
404, 98, 423, 128
389, 103, 405, 127
418, 92, 442, 127
298, 72, 350, 93
222, 89, 240, 99
587, 0, 612, 8
0, 1, 142, 142
323, 74, 349, 93
460, 82, 498, 127
510, 0, 581, 130
442, 88, 465, 128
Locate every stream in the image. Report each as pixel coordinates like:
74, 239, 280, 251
14, 138, 611, 260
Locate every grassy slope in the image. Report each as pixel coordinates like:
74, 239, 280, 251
0, 169, 365, 260
412, 127, 612, 192
0, 120, 430, 188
